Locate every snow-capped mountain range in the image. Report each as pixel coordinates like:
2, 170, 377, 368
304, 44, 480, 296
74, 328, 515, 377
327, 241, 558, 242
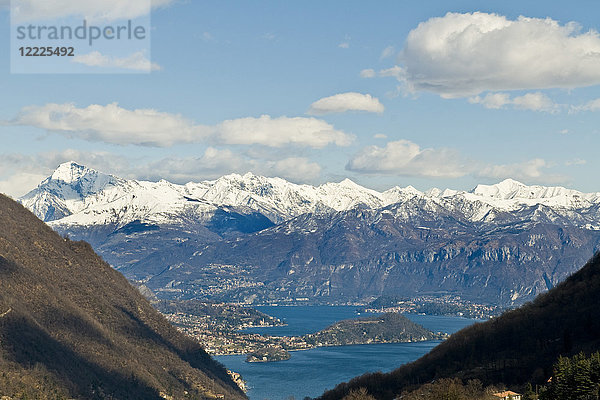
20, 161, 600, 229
18, 162, 600, 306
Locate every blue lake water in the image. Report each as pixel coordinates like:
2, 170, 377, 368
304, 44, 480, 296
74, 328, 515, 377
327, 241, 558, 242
216, 306, 481, 400
241, 305, 378, 336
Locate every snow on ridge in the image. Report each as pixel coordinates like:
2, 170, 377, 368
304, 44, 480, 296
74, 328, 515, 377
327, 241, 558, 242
472, 178, 588, 200
468, 179, 600, 210
19, 161, 600, 227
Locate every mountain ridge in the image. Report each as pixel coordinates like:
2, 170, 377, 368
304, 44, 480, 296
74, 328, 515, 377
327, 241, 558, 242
21, 161, 600, 228
17, 162, 600, 307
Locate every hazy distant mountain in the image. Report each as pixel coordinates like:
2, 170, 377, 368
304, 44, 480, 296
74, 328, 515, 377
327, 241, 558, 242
0, 193, 245, 399
318, 252, 600, 400
19, 162, 600, 306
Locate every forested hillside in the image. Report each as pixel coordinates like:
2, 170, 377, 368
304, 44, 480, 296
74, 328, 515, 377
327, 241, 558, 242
0, 194, 245, 399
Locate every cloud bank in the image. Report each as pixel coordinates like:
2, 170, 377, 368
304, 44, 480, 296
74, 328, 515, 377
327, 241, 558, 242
346, 140, 466, 178
469, 92, 558, 112
143, 149, 321, 183
308, 93, 384, 115
9, 103, 207, 147
215, 115, 353, 148
347, 139, 566, 183
399, 12, 600, 97
8, 103, 354, 149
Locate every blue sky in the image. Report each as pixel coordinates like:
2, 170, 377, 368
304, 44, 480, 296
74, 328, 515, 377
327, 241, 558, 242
1, 0, 600, 197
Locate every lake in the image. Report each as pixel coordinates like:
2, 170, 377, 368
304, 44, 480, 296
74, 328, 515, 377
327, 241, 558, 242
215, 306, 481, 400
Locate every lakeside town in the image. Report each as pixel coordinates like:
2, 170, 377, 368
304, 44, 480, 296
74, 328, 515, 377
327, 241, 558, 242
158, 296, 498, 357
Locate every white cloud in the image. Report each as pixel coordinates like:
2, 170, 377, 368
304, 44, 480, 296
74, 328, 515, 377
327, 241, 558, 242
511, 93, 558, 112
477, 159, 566, 183
72, 51, 162, 72
373, 133, 387, 139
380, 46, 395, 60
121, 150, 322, 183
469, 92, 558, 112
378, 66, 405, 79
215, 115, 353, 148
361, 66, 405, 81
565, 158, 587, 166
360, 69, 376, 78
8, 103, 208, 147
11, 0, 174, 22
141, 148, 253, 182
271, 157, 322, 182
7, 103, 354, 149
346, 140, 466, 178
398, 12, 600, 97
571, 98, 600, 112
347, 140, 565, 183
468, 93, 510, 109
308, 92, 384, 115
0, 172, 48, 199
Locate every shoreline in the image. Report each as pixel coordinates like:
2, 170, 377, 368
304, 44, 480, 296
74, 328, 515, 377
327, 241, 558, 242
214, 337, 446, 357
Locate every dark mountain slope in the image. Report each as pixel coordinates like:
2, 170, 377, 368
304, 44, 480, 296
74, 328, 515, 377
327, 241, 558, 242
131, 203, 600, 305
0, 194, 245, 400
318, 252, 600, 400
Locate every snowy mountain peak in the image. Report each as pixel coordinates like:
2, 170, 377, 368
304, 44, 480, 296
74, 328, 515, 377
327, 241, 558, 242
19, 162, 125, 222
426, 187, 459, 198
465, 179, 600, 211
402, 185, 421, 195
471, 178, 526, 198
19, 162, 600, 227
212, 171, 279, 188
338, 178, 359, 187
50, 161, 95, 184
42, 161, 120, 195
42, 161, 120, 197
471, 179, 525, 199
472, 179, 583, 200
498, 178, 525, 186
383, 185, 423, 198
